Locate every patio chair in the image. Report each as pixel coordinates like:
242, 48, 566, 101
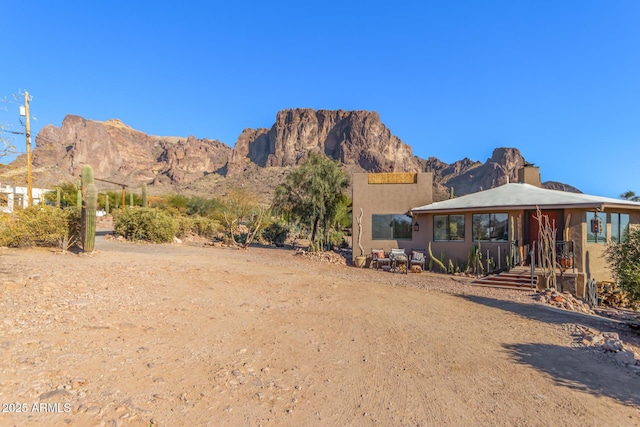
390, 248, 408, 274
410, 249, 427, 271
371, 249, 391, 270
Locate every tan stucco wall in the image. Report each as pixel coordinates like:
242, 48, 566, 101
413, 210, 525, 271
352, 173, 432, 261
573, 209, 640, 297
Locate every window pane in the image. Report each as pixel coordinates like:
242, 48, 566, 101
611, 213, 631, 243
473, 214, 490, 241
449, 215, 465, 241
492, 213, 509, 241
372, 214, 412, 240
620, 213, 630, 242
372, 215, 392, 240
611, 213, 620, 243
434, 215, 448, 241
392, 214, 412, 239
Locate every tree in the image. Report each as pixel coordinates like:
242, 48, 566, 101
620, 191, 640, 202
605, 226, 640, 301
272, 153, 349, 251
45, 182, 80, 208
0, 123, 16, 160
221, 187, 265, 249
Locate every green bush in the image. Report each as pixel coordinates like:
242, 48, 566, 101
0, 206, 73, 248
175, 215, 222, 238
605, 226, 640, 301
114, 208, 176, 243
262, 222, 289, 246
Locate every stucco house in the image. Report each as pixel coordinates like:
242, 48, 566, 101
0, 184, 50, 213
352, 166, 640, 297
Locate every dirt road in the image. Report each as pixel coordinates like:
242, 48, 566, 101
0, 234, 639, 426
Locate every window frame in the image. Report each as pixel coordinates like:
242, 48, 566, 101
610, 212, 630, 243
472, 213, 509, 242
371, 214, 413, 240
433, 214, 465, 242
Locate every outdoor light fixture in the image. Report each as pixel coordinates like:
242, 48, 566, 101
414, 222, 420, 232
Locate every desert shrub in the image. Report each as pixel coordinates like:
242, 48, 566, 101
114, 207, 176, 243
326, 230, 346, 249
262, 222, 289, 246
175, 215, 222, 238
605, 226, 640, 301
61, 207, 81, 248
186, 196, 224, 217
0, 206, 71, 247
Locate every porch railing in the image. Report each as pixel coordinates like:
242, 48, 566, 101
555, 240, 575, 273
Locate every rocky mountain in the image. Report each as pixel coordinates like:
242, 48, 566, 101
30, 115, 231, 187
227, 109, 419, 175
6, 109, 580, 200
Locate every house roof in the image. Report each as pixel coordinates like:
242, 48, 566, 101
411, 183, 640, 213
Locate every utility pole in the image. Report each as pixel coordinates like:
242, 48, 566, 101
24, 91, 32, 207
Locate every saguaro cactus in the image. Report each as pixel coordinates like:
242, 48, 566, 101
141, 183, 147, 208
105, 195, 110, 215
56, 187, 61, 208
81, 165, 97, 252
129, 193, 133, 208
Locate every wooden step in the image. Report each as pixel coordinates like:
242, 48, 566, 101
470, 282, 537, 291
471, 271, 538, 291
472, 279, 535, 288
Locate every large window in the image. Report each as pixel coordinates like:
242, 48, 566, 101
472, 213, 508, 242
372, 214, 412, 240
434, 214, 465, 241
586, 211, 607, 243
610, 213, 630, 243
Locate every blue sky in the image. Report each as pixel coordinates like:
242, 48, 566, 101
1, 1, 638, 198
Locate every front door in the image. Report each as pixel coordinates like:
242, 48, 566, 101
528, 210, 560, 263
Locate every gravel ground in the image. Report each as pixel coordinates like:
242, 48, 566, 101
0, 232, 639, 427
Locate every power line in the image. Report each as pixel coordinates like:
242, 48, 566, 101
0, 129, 24, 135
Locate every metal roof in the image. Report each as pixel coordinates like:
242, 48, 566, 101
411, 183, 640, 213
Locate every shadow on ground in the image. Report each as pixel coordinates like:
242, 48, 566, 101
456, 294, 624, 330
504, 342, 640, 408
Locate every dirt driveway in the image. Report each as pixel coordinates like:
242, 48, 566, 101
1, 233, 639, 427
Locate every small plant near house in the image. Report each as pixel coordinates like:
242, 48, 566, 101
467, 244, 484, 276
428, 242, 447, 273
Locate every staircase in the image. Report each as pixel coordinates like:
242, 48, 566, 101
472, 270, 537, 291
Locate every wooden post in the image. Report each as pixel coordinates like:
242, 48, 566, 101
25, 91, 32, 207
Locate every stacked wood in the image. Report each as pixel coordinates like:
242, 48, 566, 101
598, 282, 636, 309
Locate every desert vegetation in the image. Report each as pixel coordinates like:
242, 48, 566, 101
0, 155, 356, 253
605, 225, 640, 302
272, 153, 351, 251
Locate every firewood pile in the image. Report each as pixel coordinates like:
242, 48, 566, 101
598, 281, 637, 309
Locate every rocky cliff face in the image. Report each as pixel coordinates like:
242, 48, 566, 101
227, 109, 420, 175
419, 148, 581, 199
32, 115, 231, 186
13, 110, 579, 199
